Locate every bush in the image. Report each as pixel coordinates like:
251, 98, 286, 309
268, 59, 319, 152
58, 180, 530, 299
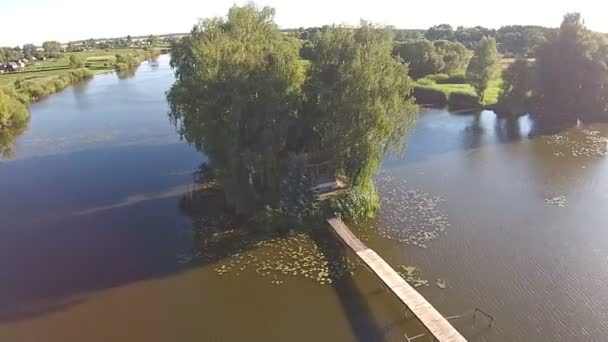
413, 86, 448, 106
448, 91, 481, 110
437, 72, 466, 84
0, 91, 29, 129
328, 186, 380, 223
425, 73, 449, 83
115, 63, 129, 72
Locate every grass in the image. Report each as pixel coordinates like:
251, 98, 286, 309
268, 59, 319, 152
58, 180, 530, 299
414, 58, 524, 107
415, 75, 501, 107
0, 48, 158, 88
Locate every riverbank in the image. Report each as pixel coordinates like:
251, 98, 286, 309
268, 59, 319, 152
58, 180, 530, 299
411, 58, 529, 111
0, 48, 161, 131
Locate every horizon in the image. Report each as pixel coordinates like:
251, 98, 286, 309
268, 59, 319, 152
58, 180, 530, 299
2, 0, 607, 47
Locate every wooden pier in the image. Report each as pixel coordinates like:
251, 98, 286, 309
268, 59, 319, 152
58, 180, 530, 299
326, 216, 467, 342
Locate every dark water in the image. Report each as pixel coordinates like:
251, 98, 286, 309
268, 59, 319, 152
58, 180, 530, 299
1, 55, 608, 341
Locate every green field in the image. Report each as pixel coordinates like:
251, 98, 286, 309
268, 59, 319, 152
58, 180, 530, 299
414, 58, 529, 107
0, 48, 153, 88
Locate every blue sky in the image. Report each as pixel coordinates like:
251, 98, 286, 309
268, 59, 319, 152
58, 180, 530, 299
1, 0, 606, 46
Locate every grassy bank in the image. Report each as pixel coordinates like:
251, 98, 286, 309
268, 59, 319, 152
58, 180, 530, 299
413, 59, 523, 108
0, 48, 161, 88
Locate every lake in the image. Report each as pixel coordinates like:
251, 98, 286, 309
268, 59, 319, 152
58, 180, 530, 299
1, 54, 607, 341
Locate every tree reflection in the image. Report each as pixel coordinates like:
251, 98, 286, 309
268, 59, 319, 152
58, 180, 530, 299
0, 119, 29, 159
116, 67, 138, 79
528, 114, 579, 138
494, 116, 522, 143
461, 113, 484, 149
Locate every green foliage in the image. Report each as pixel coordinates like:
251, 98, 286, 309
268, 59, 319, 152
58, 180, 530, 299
168, 5, 417, 221
413, 86, 448, 106
148, 35, 158, 46
69, 54, 85, 68
0, 90, 29, 158
0, 91, 29, 129
496, 59, 532, 116
394, 39, 469, 79
113, 49, 159, 71
426, 72, 467, 84
328, 186, 380, 222
533, 13, 608, 121
496, 25, 552, 57
167, 3, 306, 213
425, 24, 454, 41
115, 63, 129, 72
9, 68, 93, 103
452, 26, 496, 49
466, 36, 499, 100
305, 23, 418, 189
394, 39, 444, 79
448, 91, 481, 110
42, 41, 62, 58
433, 40, 471, 74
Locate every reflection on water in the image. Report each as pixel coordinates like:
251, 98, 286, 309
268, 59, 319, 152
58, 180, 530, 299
0, 119, 28, 159
1, 56, 608, 341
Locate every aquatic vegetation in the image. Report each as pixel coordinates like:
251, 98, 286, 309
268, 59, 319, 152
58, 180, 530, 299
435, 279, 447, 289
179, 222, 356, 286
397, 265, 429, 288
545, 195, 566, 207
358, 171, 451, 248
546, 129, 608, 157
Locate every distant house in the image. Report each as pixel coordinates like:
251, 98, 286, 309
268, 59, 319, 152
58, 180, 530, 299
6, 62, 22, 72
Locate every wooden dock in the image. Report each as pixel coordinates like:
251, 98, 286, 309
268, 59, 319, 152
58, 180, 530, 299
326, 216, 467, 342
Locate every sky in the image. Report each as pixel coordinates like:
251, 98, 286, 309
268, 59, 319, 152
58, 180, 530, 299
1, 0, 607, 46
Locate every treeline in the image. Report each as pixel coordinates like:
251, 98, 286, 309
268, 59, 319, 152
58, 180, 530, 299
115, 48, 161, 71
0, 68, 94, 131
0, 41, 62, 63
1, 35, 167, 64
496, 13, 608, 122
293, 24, 556, 58
392, 39, 470, 78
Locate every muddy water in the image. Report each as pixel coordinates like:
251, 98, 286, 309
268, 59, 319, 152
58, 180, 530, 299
1, 55, 608, 341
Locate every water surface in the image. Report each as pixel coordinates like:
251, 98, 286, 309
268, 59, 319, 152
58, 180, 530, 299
1, 55, 608, 341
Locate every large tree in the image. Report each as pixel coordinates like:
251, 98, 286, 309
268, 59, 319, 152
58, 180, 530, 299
433, 40, 470, 74
305, 23, 417, 189
167, 4, 305, 213
394, 39, 444, 79
534, 13, 608, 120
496, 59, 533, 116
42, 41, 61, 58
168, 5, 417, 218
425, 24, 454, 41
466, 36, 499, 100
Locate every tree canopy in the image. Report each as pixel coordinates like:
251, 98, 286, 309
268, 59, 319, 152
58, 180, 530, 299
466, 36, 499, 100
69, 54, 85, 68
393, 39, 469, 78
534, 13, 608, 121
167, 4, 417, 218
42, 41, 61, 58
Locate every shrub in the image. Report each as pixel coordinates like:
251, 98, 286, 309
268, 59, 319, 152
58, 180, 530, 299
413, 86, 448, 106
115, 63, 129, 72
328, 186, 380, 223
426, 73, 449, 83
0, 91, 29, 129
437, 72, 466, 84
448, 91, 481, 110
